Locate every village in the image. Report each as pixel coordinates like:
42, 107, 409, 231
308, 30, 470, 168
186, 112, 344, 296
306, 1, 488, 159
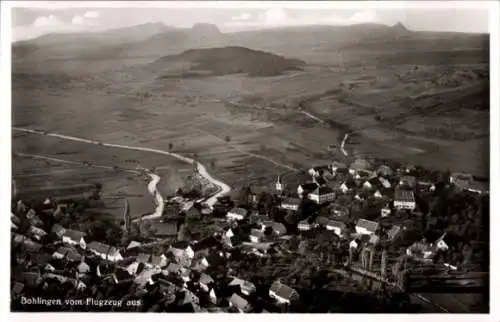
10, 156, 489, 313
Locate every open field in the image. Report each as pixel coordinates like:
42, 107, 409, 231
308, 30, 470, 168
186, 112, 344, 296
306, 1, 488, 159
13, 56, 489, 183
12, 131, 195, 218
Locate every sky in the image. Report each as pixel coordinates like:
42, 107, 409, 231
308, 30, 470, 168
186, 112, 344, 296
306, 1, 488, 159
10, 4, 491, 42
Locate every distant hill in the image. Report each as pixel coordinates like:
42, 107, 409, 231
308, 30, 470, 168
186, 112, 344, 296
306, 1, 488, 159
153, 46, 306, 77
12, 21, 489, 71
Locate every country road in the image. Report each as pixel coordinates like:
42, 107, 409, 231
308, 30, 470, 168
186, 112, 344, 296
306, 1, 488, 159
13, 127, 231, 215
340, 133, 351, 157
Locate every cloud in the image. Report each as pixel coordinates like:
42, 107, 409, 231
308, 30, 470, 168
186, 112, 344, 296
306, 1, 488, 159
83, 11, 100, 19
231, 12, 252, 21
225, 9, 379, 29
71, 15, 99, 26
13, 13, 101, 42
32, 14, 65, 28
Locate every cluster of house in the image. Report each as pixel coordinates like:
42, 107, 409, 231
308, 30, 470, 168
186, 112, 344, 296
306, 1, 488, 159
11, 197, 300, 313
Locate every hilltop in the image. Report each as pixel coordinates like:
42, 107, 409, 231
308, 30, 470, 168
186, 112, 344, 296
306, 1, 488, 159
153, 46, 306, 78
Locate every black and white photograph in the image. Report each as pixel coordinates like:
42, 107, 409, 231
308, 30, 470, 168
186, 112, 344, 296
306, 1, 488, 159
2, 0, 498, 317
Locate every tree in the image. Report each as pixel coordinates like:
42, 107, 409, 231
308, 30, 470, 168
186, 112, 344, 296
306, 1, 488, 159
224, 135, 231, 143
168, 143, 173, 152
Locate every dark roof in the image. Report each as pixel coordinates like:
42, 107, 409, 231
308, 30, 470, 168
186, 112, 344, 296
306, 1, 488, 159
62, 229, 86, 241
270, 281, 298, 301
342, 180, 357, 189
314, 176, 327, 186
300, 182, 319, 191
282, 198, 301, 206
192, 236, 219, 252
313, 186, 334, 195
435, 232, 461, 247
114, 267, 131, 281
356, 219, 379, 232
170, 241, 191, 250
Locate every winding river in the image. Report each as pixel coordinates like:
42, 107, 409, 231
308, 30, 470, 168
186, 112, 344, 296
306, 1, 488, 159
13, 127, 231, 221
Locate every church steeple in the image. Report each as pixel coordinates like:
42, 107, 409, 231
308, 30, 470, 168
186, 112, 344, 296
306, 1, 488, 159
275, 175, 284, 192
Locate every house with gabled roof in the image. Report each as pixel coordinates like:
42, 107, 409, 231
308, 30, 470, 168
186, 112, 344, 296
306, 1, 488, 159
126, 241, 142, 250
378, 177, 391, 189
298, 219, 315, 231
297, 182, 319, 197
349, 158, 372, 175
355, 219, 379, 235
53, 246, 83, 262
281, 198, 301, 211
467, 180, 489, 194
363, 177, 382, 191
28, 226, 47, 241
150, 254, 168, 268
450, 172, 473, 190
164, 262, 183, 276
136, 253, 151, 265
394, 188, 416, 210
51, 224, 66, 238
399, 176, 417, 189
169, 241, 194, 265
261, 221, 287, 236
434, 232, 461, 252
381, 205, 392, 217
250, 228, 265, 243
330, 161, 347, 173
325, 220, 346, 237
192, 236, 221, 258
199, 273, 214, 292
308, 186, 335, 204
62, 229, 87, 249
269, 280, 299, 305
377, 165, 394, 177
340, 179, 357, 194
229, 293, 252, 313
229, 277, 256, 296
77, 261, 91, 275
87, 241, 123, 262
387, 225, 402, 241
226, 208, 248, 221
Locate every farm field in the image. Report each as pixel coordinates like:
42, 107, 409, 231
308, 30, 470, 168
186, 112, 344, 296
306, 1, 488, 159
12, 131, 194, 218
12, 50, 490, 190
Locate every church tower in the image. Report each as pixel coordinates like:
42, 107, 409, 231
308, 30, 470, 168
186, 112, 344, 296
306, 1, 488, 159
275, 175, 284, 192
